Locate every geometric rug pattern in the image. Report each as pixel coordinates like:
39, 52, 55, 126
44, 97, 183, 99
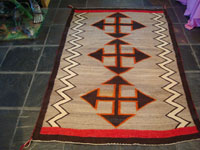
33, 9, 200, 145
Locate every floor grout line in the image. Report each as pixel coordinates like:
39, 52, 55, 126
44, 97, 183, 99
0, 107, 41, 111
174, 10, 200, 69
170, 1, 183, 24
179, 26, 200, 69
185, 70, 200, 73
9, 20, 52, 149
190, 45, 200, 69
2, 43, 200, 48
0, 46, 12, 67
5, 44, 59, 47
9, 72, 36, 149
172, 22, 186, 24
17, 126, 35, 128
50, 23, 66, 25
141, 0, 145, 8
63, 143, 65, 150
85, 0, 88, 8
57, 0, 62, 8
171, 4, 200, 70
0, 71, 51, 74
178, 43, 200, 46
177, 43, 189, 45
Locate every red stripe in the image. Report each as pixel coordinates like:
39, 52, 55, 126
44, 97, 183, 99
74, 10, 164, 13
40, 126, 198, 138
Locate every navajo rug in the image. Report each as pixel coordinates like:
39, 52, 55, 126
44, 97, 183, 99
32, 8, 200, 145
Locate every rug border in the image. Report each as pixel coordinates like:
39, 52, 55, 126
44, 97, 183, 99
32, 7, 75, 139
163, 9, 200, 132
32, 8, 200, 145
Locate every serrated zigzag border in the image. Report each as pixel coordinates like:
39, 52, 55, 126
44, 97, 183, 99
47, 13, 87, 127
152, 13, 190, 128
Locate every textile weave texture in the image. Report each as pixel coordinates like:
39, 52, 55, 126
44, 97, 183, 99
32, 8, 200, 145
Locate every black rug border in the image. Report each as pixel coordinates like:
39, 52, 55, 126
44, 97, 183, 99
32, 8, 200, 145
163, 9, 200, 132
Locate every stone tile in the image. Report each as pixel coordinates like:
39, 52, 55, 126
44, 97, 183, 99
12, 110, 40, 149
66, 144, 119, 150
186, 73, 200, 105
46, 25, 65, 45
48, 0, 61, 8
64, 143, 73, 150
87, 0, 117, 7
87, 0, 143, 8
144, 6, 163, 9
18, 110, 40, 127
11, 127, 34, 150
176, 140, 200, 150
0, 74, 32, 106
94, 145, 120, 150
0, 47, 42, 71
0, 47, 9, 65
184, 27, 200, 44
192, 45, 200, 63
173, 6, 188, 23
169, 0, 184, 7
53, 8, 71, 25
0, 40, 13, 46
136, 145, 176, 150
0, 110, 20, 150
120, 145, 138, 150
179, 45, 199, 71
43, 8, 57, 26
113, 0, 143, 8
13, 26, 50, 45
197, 105, 200, 117
37, 46, 58, 71
25, 74, 50, 107
143, 0, 171, 7
30, 142, 65, 150
173, 24, 188, 44
166, 8, 179, 24
59, 0, 87, 8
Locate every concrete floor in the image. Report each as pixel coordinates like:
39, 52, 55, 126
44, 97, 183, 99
0, 0, 200, 149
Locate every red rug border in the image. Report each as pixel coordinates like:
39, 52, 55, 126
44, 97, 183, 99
32, 8, 200, 145
40, 126, 198, 138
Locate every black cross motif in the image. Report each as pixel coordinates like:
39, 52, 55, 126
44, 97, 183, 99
89, 39, 150, 74
92, 12, 145, 38
81, 76, 155, 127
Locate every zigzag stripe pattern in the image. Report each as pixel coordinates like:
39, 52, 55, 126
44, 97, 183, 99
152, 13, 190, 128
47, 13, 87, 127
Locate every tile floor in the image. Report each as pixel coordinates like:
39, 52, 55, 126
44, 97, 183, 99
0, 0, 200, 149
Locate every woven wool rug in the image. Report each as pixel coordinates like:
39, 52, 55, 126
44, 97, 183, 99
32, 8, 200, 145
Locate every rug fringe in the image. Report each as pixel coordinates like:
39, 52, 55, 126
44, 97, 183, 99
68, 5, 74, 9
31, 138, 200, 146
20, 138, 32, 150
